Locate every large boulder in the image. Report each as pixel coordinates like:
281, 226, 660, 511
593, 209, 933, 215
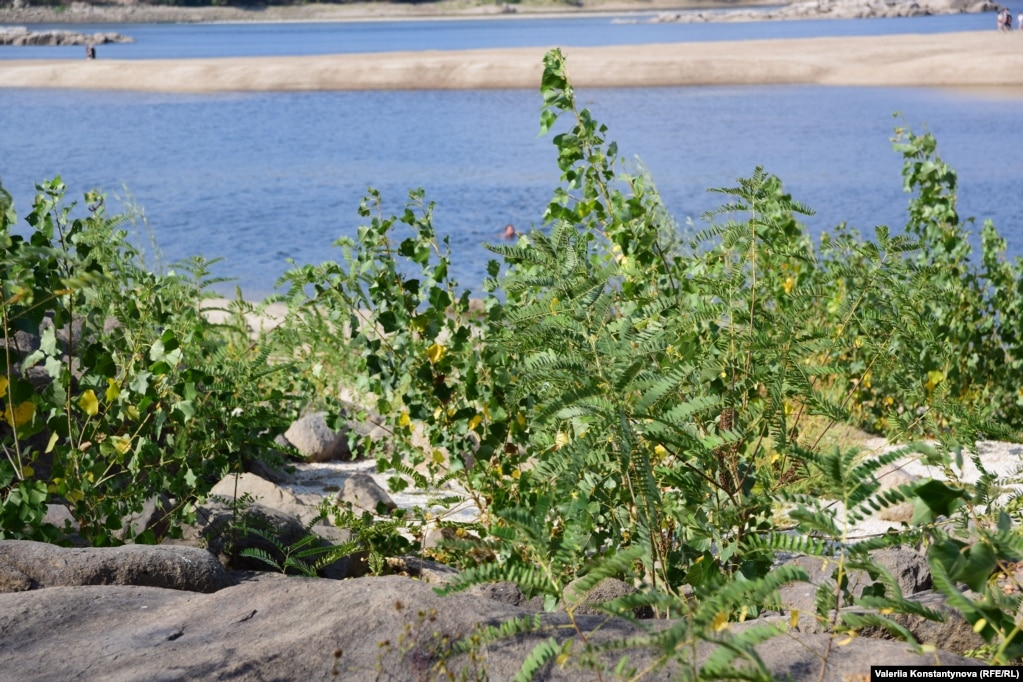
182, 473, 361, 578
208, 472, 313, 524
775, 547, 931, 614
184, 498, 359, 578
0, 572, 980, 682
773, 548, 986, 655
0, 540, 233, 593
338, 472, 397, 514
282, 412, 356, 462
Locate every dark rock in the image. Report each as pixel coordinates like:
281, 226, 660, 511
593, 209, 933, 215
776, 547, 931, 614
208, 472, 312, 524
563, 576, 655, 619
386, 555, 459, 584
117, 493, 174, 542
872, 546, 932, 594
181, 472, 368, 578
470, 581, 544, 610
857, 589, 987, 654
246, 451, 298, 484
0, 540, 233, 593
192, 501, 314, 569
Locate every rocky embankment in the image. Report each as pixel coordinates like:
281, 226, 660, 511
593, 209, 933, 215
0, 24, 132, 46
0, 539, 980, 681
645, 0, 998, 22
1, 405, 1020, 679
0, 0, 711, 25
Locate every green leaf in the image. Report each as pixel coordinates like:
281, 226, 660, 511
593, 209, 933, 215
172, 400, 196, 422
911, 479, 966, 524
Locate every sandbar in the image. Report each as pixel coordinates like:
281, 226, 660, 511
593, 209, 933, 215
0, 31, 1021, 93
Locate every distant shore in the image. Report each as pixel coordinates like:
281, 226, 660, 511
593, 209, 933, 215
1, 31, 1022, 94
0, 0, 766, 25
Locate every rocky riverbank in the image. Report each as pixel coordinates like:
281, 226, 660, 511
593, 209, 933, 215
643, 0, 999, 22
0, 0, 766, 25
0, 541, 981, 681
2, 415, 1020, 680
0, 0, 1001, 27
0, 24, 132, 45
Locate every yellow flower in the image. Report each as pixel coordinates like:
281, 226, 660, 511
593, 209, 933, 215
4, 401, 34, 428
425, 343, 446, 365
78, 390, 99, 417
112, 436, 132, 456
105, 378, 121, 403
925, 370, 945, 392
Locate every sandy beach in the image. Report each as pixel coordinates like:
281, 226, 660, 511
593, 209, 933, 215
1, 30, 1022, 93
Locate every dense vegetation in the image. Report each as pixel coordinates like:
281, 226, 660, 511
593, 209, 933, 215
4, 49, 1023, 677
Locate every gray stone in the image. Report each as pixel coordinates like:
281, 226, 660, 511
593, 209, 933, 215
469, 581, 545, 610
776, 554, 871, 613
0, 540, 233, 593
563, 576, 654, 619
776, 547, 931, 615
283, 412, 354, 462
338, 472, 397, 513
209, 471, 313, 524
192, 501, 314, 569
246, 451, 297, 485
186, 494, 360, 579
386, 555, 460, 584
872, 546, 932, 594
0, 573, 980, 682
856, 589, 987, 654
42, 504, 80, 539
116, 493, 174, 542
874, 462, 919, 523
0, 25, 133, 46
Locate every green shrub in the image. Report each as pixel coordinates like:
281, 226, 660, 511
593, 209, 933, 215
4, 45, 1023, 677
0, 179, 291, 545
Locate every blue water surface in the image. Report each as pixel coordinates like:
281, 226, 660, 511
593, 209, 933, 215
0, 11, 996, 60
1, 14, 1019, 299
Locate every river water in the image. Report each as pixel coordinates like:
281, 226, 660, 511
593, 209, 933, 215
0, 12, 1019, 299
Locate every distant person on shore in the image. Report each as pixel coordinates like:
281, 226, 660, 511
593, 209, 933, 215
1017, 11, 1022, 30
997, 8, 1013, 30
502, 223, 517, 239
85, 44, 96, 59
